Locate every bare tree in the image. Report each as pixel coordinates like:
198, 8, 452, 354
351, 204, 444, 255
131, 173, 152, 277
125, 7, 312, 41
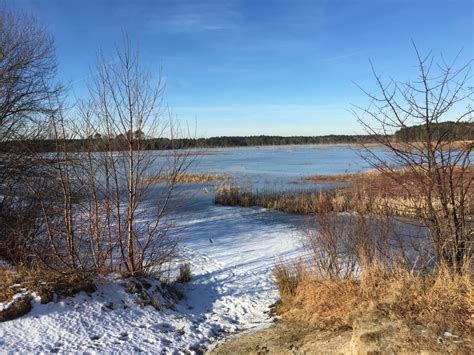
74, 39, 188, 276
0, 5, 61, 150
0, 6, 61, 264
353, 44, 473, 272
0, 7, 186, 278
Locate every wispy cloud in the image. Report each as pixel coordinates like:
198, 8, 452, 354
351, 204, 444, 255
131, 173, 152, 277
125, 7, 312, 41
320, 50, 365, 62
144, 0, 241, 34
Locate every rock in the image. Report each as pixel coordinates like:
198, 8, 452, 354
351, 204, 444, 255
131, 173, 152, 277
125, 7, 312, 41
124, 280, 142, 294
37, 288, 54, 304
150, 295, 161, 311
141, 279, 152, 290
0, 294, 33, 322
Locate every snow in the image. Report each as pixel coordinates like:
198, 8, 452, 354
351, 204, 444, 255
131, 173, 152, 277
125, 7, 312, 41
0, 146, 389, 353
0, 204, 307, 353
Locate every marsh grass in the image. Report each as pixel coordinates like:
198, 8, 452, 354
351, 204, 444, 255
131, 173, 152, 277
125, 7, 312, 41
145, 173, 230, 184
215, 167, 474, 218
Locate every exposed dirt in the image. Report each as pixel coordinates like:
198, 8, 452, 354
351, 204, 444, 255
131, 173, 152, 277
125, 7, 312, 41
211, 321, 352, 355
211, 309, 473, 355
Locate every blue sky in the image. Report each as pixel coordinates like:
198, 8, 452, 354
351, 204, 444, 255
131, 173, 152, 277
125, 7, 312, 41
10, 0, 473, 136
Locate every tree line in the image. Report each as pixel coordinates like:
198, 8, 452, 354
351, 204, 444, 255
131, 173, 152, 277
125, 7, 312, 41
394, 121, 474, 142
0, 134, 386, 152
2, 123, 471, 153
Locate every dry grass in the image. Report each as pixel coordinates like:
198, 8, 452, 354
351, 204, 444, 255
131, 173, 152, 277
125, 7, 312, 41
273, 261, 306, 300
274, 262, 473, 337
0, 266, 95, 305
176, 263, 192, 283
305, 168, 382, 183
157, 151, 220, 158
215, 167, 474, 218
0, 268, 21, 303
145, 173, 230, 184
273, 201, 473, 338
391, 140, 474, 152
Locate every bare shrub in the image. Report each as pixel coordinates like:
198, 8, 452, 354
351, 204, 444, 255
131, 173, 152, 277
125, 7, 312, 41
2, 36, 189, 278
72, 39, 189, 276
305, 211, 358, 279
0, 7, 187, 289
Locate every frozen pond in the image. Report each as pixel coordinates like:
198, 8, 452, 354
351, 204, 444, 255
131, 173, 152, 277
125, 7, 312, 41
169, 145, 382, 191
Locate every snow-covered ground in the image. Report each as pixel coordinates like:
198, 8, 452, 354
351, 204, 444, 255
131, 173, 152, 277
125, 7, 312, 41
0, 146, 386, 353
0, 203, 307, 353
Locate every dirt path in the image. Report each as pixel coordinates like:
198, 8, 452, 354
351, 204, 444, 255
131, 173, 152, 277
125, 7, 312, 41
210, 313, 473, 355
210, 321, 352, 354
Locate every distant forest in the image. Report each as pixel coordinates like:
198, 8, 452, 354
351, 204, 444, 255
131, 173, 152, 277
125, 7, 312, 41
0, 134, 382, 153
394, 121, 474, 142
2, 122, 472, 153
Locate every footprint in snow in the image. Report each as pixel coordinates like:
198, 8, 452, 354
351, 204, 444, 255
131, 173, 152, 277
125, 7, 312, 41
161, 338, 172, 346
118, 332, 130, 340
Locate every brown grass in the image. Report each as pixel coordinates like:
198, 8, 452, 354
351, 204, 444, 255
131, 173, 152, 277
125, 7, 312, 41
157, 151, 221, 158
0, 268, 21, 303
274, 262, 473, 337
273, 202, 473, 339
176, 263, 192, 283
145, 173, 230, 184
0, 267, 95, 305
215, 167, 474, 218
305, 168, 382, 183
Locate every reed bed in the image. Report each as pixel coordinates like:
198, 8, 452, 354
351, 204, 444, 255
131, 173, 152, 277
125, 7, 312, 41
215, 168, 474, 218
145, 173, 230, 184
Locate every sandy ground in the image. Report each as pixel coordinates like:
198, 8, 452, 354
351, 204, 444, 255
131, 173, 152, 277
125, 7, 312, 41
211, 321, 352, 354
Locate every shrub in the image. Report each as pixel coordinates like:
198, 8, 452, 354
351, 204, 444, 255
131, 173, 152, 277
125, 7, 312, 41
177, 263, 192, 283
273, 207, 473, 337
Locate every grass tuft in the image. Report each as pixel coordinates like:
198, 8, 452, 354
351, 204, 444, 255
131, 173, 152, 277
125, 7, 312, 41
177, 263, 192, 283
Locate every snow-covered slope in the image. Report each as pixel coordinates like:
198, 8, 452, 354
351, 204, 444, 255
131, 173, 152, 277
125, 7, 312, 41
0, 204, 306, 353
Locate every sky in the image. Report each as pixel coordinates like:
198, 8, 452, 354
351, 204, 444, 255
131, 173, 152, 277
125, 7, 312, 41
8, 0, 474, 137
